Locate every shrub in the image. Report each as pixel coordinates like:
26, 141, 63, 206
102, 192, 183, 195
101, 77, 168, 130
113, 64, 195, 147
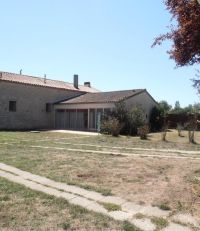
184, 116, 197, 144
102, 103, 146, 136
101, 117, 122, 137
128, 107, 146, 135
161, 120, 169, 141
177, 123, 183, 137
137, 124, 149, 139
161, 130, 167, 141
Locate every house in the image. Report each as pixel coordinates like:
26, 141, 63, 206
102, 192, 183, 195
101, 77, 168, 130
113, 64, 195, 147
0, 71, 157, 131
55, 90, 157, 131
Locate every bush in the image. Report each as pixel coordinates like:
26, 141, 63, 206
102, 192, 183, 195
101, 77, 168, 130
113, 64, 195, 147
184, 116, 197, 144
128, 107, 146, 135
177, 123, 183, 137
111, 102, 146, 136
137, 124, 149, 139
101, 117, 122, 137
161, 128, 167, 141
101, 103, 146, 136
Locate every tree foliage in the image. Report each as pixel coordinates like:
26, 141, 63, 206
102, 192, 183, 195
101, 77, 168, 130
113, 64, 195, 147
101, 102, 146, 136
152, 0, 200, 66
159, 100, 172, 116
149, 101, 171, 131
192, 69, 200, 93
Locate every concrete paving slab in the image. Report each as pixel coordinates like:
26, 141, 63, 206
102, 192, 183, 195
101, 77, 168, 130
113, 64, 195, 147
130, 218, 156, 231
172, 213, 199, 227
59, 192, 77, 201
108, 211, 133, 221
121, 202, 143, 214
0, 170, 76, 200
53, 183, 90, 197
86, 201, 108, 215
140, 205, 170, 217
161, 222, 191, 231
84, 191, 104, 201
100, 196, 126, 205
49, 130, 99, 136
69, 196, 93, 207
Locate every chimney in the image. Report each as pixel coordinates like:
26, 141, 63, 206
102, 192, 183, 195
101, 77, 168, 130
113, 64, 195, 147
84, 82, 91, 88
73, 74, 79, 89
44, 74, 46, 83
20, 69, 22, 75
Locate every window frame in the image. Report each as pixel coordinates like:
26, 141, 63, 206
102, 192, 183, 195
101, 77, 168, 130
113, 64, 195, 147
9, 101, 17, 112
46, 103, 52, 113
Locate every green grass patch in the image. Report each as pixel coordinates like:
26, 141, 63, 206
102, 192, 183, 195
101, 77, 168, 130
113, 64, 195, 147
123, 221, 143, 231
66, 180, 113, 196
190, 177, 200, 184
154, 203, 171, 211
151, 217, 168, 229
194, 169, 200, 174
80, 184, 113, 196
101, 202, 121, 211
134, 213, 146, 219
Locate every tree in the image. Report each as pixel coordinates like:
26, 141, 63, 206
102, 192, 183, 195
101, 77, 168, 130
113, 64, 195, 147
149, 101, 171, 131
152, 0, 200, 67
159, 100, 172, 116
192, 102, 200, 113
192, 69, 200, 94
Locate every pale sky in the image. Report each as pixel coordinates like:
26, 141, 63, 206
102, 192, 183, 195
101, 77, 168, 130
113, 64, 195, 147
0, 0, 199, 107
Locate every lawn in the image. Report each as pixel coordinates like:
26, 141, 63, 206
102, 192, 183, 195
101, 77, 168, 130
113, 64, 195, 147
0, 177, 124, 231
0, 130, 200, 230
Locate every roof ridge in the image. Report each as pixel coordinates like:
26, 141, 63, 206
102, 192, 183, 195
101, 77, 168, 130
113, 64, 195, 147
0, 71, 90, 88
59, 89, 147, 104
84, 89, 145, 94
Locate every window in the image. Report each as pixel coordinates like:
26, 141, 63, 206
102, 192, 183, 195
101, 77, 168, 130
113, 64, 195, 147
9, 101, 16, 112
46, 103, 52, 112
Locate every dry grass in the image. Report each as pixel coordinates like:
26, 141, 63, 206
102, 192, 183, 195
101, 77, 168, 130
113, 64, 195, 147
0, 130, 200, 227
0, 177, 123, 231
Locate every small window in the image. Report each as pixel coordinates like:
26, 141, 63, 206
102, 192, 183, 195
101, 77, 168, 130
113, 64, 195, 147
46, 103, 52, 112
9, 101, 16, 112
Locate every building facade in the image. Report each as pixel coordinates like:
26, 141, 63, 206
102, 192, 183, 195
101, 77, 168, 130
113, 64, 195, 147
54, 90, 157, 131
0, 72, 97, 130
0, 71, 157, 131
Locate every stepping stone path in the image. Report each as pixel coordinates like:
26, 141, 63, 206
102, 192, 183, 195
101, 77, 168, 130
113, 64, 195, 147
172, 213, 200, 228
162, 223, 192, 231
0, 162, 199, 231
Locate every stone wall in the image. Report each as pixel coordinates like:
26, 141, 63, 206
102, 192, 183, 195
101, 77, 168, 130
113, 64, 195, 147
0, 81, 83, 130
125, 91, 157, 122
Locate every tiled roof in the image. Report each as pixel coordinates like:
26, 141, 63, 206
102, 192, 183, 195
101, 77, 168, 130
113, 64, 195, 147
59, 89, 146, 104
0, 71, 99, 93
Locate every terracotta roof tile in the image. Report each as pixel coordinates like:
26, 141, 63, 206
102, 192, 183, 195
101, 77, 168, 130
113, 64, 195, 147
59, 89, 145, 104
0, 71, 99, 93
